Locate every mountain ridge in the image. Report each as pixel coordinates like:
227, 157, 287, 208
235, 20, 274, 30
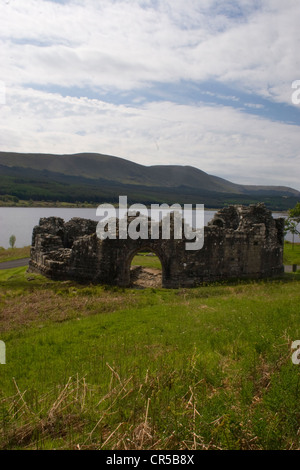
0, 151, 299, 197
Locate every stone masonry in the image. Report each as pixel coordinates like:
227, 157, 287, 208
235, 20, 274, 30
28, 203, 285, 288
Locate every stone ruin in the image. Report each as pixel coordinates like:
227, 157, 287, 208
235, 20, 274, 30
28, 203, 284, 288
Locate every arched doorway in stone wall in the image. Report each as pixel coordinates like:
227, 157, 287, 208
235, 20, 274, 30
125, 245, 165, 288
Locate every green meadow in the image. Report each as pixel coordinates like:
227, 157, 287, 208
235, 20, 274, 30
0, 246, 30, 263
0, 247, 299, 450
283, 242, 300, 266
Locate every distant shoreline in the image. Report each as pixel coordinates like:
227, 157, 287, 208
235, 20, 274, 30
0, 201, 96, 208
0, 200, 290, 213
0, 201, 223, 210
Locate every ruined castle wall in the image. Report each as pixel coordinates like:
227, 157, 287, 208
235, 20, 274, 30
28, 204, 284, 288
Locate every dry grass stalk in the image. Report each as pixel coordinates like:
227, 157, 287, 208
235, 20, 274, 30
139, 397, 151, 450
100, 422, 124, 449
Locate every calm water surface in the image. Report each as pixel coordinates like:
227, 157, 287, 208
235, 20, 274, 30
0, 207, 297, 248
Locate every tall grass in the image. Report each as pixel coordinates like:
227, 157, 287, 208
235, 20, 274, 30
0, 268, 299, 449
283, 242, 300, 265
0, 246, 30, 263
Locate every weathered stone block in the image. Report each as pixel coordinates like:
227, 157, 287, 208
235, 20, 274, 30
28, 204, 284, 288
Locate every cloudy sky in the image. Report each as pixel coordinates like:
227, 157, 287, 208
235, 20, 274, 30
1, 0, 300, 189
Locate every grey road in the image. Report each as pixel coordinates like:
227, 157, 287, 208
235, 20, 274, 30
284, 264, 298, 273
0, 258, 30, 270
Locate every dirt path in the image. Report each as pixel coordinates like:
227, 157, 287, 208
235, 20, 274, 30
130, 266, 162, 288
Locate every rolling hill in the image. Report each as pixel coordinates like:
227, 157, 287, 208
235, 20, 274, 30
0, 151, 299, 209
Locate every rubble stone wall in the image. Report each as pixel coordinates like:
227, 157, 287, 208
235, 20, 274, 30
28, 204, 284, 288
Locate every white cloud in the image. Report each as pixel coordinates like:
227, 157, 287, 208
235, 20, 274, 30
1, 87, 299, 189
1, 0, 299, 101
0, 0, 300, 191
244, 103, 264, 109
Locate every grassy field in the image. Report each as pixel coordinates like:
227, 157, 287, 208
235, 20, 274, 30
131, 252, 162, 270
0, 246, 30, 263
283, 242, 300, 266
0, 264, 299, 450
